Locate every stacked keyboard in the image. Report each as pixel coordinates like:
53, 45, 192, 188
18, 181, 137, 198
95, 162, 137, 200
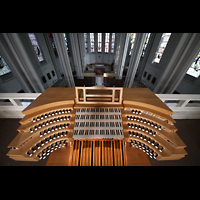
73, 108, 124, 139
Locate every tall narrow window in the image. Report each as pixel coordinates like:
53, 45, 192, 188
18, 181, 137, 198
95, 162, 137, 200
129, 33, 136, 55
0, 55, 11, 76
186, 51, 200, 78
105, 33, 110, 53
28, 33, 44, 62
84, 33, 88, 53
63, 33, 69, 54
111, 33, 115, 53
98, 33, 102, 52
90, 33, 95, 53
141, 33, 151, 57
152, 33, 171, 63
48, 33, 58, 56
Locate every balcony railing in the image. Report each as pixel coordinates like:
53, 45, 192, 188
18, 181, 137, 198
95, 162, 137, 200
156, 94, 200, 119
0, 93, 41, 118
0, 93, 200, 119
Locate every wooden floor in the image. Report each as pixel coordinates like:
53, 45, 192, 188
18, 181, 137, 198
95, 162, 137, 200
45, 140, 151, 166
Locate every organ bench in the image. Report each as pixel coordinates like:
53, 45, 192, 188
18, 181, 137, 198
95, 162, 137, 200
7, 86, 187, 165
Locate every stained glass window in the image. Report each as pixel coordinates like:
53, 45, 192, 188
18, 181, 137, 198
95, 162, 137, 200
98, 33, 102, 52
111, 33, 115, 53
0, 55, 11, 76
186, 51, 200, 78
84, 33, 88, 53
129, 33, 136, 55
152, 33, 171, 63
141, 33, 151, 57
90, 33, 95, 53
105, 33, 110, 53
63, 33, 69, 54
28, 33, 44, 62
48, 33, 58, 56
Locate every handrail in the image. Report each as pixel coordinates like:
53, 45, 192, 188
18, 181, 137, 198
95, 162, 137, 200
0, 93, 41, 118
156, 94, 200, 119
0, 93, 200, 119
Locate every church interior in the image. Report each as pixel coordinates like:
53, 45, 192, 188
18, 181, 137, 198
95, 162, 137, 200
0, 33, 200, 166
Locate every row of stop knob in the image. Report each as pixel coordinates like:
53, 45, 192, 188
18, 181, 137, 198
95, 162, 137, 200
127, 115, 162, 130
32, 109, 71, 122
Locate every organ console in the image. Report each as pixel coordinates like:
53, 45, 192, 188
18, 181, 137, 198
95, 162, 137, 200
7, 86, 187, 165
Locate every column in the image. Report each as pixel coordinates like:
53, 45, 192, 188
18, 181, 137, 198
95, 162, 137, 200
68, 33, 84, 79
77, 33, 86, 72
0, 33, 45, 93
53, 33, 75, 87
124, 33, 147, 88
114, 33, 130, 79
153, 33, 200, 94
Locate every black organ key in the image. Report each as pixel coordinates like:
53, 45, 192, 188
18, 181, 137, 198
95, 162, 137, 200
90, 115, 95, 119
100, 122, 104, 127
106, 122, 109, 127
89, 130, 94, 135
90, 122, 95, 127
74, 130, 78, 135
95, 130, 99, 135
110, 122, 114, 127
110, 130, 115, 135
100, 115, 104, 119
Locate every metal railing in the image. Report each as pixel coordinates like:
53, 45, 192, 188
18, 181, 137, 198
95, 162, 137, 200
0, 93, 200, 119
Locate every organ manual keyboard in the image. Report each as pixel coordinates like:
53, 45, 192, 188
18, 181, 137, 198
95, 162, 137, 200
7, 86, 187, 165
73, 107, 123, 139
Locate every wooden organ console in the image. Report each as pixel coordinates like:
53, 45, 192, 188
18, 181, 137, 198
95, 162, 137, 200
7, 86, 187, 165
